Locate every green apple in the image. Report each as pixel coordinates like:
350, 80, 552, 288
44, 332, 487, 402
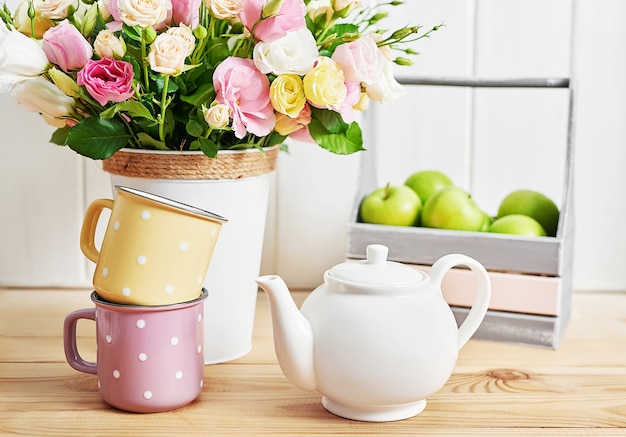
421, 186, 486, 231
480, 211, 494, 232
359, 184, 422, 226
404, 170, 453, 205
497, 190, 559, 237
488, 214, 547, 237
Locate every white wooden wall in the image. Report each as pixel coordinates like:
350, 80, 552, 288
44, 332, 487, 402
1, 0, 625, 291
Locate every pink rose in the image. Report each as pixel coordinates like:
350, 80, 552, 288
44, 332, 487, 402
42, 20, 93, 72
213, 56, 275, 138
171, 0, 200, 27
338, 81, 361, 123
77, 58, 135, 106
332, 36, 384, 85
239, 0, 306, 42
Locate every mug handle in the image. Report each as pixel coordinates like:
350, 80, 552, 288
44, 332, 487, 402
429, 254, 491, 349
63, 308, 97, 374
80, 198, 114, 263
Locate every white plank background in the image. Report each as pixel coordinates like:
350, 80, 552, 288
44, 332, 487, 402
1, 0, 625, 291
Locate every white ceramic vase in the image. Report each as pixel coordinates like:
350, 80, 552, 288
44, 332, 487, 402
103, 147, 278, 364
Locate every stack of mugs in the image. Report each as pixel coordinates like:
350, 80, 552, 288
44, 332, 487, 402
63, 186, 227, 413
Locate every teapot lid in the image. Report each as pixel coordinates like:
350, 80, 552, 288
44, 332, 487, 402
328, 244, 426, 288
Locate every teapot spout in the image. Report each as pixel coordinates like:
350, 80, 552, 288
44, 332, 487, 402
256, 275, 316, 391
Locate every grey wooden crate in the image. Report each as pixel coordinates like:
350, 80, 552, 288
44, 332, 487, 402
347, 77, 575, 277
346, 77, 576, 348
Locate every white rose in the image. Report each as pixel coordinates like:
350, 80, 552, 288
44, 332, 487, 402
94, 29, 126, 59
98, 0, 112, 20
148, 33, 188, 76
203, 0, 242, 20
0, 28, 49, 93
253, 28, 319, 76
365, 60, 405, 103
39, 0, 79, 20
117, 0, 171, 28
166, 25, 195, 57
10, 77, 75, 128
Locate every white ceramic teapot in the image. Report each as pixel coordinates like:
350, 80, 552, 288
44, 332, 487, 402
256, 244, 491, 422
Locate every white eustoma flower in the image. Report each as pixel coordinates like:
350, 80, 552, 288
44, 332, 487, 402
253, 28, 319, 76
365, 60, 405, 103
10, 77, 75, 128
0, 28, 49, 93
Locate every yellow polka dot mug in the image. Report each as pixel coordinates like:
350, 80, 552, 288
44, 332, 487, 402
80, 186, 227, 306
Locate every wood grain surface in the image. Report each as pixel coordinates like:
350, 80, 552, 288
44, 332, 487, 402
1, 288, 625, 435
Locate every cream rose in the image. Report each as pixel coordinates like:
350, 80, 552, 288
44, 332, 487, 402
203, 0, 242, 20
13, 0, 54, 38
270, 74, 306, 118
148, 33, 188, 76
94, 29, 126, 59
39, 0, 79, 20
203, 102, 230, 129
117, 0, 171, 28
303, 57, 347, 110
166, 25, 196, 57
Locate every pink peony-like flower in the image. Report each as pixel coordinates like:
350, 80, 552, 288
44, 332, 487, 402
332, 36, 384, 86
338, 81, 361, 123
77, 58, 134, 106
213, 56, 275, 138
42, 20, 93, 72
239, 0, 306, 42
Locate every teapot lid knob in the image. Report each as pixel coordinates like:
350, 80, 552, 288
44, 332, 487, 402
366, 244, 388, 265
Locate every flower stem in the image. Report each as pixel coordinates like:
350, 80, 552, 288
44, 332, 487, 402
141, 28, 150, 92
159, 75, 170, 142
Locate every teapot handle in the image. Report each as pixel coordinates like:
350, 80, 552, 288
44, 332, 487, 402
429, 254, 491, 349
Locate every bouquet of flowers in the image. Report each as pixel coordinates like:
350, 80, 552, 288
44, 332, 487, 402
0, 0, 438, 159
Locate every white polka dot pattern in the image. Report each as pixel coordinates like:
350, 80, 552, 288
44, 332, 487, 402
138, 353, 147, 362
136, 319, 145, 329
137, 255, 147, 265
141, 210, 151, 220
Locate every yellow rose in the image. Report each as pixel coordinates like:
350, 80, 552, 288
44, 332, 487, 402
13, 0, 53, 38
270, 74, 306, 118
303, 57, 347, 110
353, 92, 369, 111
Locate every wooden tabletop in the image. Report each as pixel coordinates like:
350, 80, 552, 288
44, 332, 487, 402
1, 288, 625, 435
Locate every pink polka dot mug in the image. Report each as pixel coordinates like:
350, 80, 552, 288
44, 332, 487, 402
63, 289, 208, 413
80, 185, 226, 306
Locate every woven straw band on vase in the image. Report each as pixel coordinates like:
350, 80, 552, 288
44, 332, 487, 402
102, 146, 279, 180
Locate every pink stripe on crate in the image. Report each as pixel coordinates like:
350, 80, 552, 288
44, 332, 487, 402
415, 265, 562, 317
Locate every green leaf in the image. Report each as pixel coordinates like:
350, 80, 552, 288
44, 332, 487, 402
122, 24, 143, 43
136, 132, 169, 150
186, 119, 204, 137
65, 118, 130, 160
180, 83, 215, 107
192, 139, 218, 158
308, 110, 364, 155
50, 126, 71, 146
100, 101, 156, 121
